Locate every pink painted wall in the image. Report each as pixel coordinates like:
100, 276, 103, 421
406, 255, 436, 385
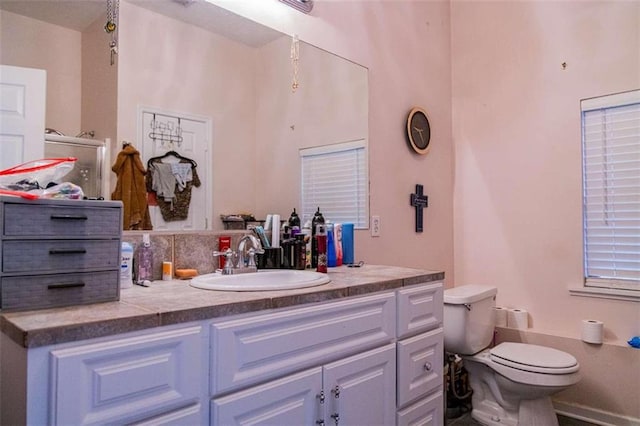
0, 10, 82, 135
452, 0, 639, 419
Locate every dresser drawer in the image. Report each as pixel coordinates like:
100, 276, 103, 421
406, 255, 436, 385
3, 203, 121, 237
1, 270, 119, 311
397, 327, 444, 408
211, 291, 396, 394
3, 240, 120, 273
397, 282, 443, 339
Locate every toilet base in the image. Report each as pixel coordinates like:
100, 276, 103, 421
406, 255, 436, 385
470, 397, 559, 426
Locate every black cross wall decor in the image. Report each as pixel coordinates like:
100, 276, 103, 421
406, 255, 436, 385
410, 184, 429, 232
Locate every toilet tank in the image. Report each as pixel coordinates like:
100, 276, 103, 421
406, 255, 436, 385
443, 285, 497, 355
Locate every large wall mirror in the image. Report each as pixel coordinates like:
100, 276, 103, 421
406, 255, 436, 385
0, 0, 368, 231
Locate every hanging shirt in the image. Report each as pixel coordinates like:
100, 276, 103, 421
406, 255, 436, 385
146, 157, 200, 222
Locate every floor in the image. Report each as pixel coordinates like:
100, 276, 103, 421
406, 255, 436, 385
447, 412, 598, 426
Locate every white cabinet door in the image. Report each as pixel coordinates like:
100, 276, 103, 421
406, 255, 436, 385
322, 343, 396, 426
50, 326, 205, 425
211, 367, 323, 426
397, 282, 443, 339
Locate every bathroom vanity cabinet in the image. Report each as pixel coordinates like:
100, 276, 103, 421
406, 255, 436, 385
0, 268, 443, 425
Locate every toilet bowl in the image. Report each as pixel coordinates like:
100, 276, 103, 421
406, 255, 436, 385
443, 285, 581, 426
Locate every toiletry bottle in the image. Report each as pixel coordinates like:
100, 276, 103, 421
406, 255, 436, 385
302, 221, 312, 268
311, 207, 325, 268
296, 234, 306, 270
135, 233, 154, 283
327, 223, 336, 267
315, 224, 327, 273
120, 242, 134, 289
334, 223, 343, 266
288, 208, 301, 235
218, 236, 231, 269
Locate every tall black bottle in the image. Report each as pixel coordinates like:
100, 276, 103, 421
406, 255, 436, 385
311, 207, 325, 268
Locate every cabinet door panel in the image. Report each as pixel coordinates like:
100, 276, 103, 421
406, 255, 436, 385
211, 292, 395, 394
212, 367, 323, 426
397, 328, 444, 408
397, 390, 443, 426
131, 403, 203, 426
50, 326, 204, 426
397, 282, 443, 339
323, 343, 396, 426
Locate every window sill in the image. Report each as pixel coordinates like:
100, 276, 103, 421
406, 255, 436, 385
569, 287, 640, 302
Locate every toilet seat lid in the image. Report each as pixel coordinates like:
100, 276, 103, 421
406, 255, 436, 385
490, 342, 579, 374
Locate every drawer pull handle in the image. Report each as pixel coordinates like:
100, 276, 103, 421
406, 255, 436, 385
48, 282, 85, 290
49, 249, 87, 255
424, 362, 432, 371
50, 214, 88, 221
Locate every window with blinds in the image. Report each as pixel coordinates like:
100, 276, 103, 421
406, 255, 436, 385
581, 90, 640, 290
300, 140, 369, 228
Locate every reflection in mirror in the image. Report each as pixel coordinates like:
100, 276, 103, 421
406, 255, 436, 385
0, 0, 368, 231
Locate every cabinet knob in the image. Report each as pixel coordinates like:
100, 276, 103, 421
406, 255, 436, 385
424, 362, 432, 371
316, 421, 325, 426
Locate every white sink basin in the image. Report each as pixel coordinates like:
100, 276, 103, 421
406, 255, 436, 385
189, 270, 331, 291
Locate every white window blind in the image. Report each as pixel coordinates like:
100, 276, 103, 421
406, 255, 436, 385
300, 140, 369, 228
581, 90, 640, 290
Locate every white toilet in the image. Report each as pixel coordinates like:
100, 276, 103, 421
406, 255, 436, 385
443, 285, 580, 426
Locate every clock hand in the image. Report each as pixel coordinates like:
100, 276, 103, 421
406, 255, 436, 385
413, 126, 425, 144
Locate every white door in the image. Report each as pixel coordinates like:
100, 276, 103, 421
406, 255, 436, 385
140, 109, 211, 230
0, 65, 46, 170
323, 343, 396, 426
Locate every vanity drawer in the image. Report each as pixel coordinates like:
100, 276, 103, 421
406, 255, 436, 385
210, 291, 396, 394
397, 281, 443, 339
2, 202, 122, 237
3, 240, 120, 273
397, 327, 444, 408
1, 270, 119, 311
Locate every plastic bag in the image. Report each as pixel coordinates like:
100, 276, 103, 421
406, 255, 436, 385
0, 157, 77, 188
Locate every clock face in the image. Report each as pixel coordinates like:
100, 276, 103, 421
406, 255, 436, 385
407, 107, 431, 154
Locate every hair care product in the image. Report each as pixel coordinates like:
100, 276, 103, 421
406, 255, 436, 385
315, 224, 327, 273
296, 234, 306, 270
326, 223, 336, 267
135, 233, 154, 283
302, 221, 312, 268
288, 208, 301, 235
342, 223, 354, 265
334, 223, 343, 266
120, 242, 134, 289
311, 207, 325, 268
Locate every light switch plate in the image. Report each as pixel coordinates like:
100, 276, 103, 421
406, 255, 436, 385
371, 215, 381, 237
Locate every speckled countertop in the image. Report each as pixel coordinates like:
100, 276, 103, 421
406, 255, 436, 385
0, 265, 444, 349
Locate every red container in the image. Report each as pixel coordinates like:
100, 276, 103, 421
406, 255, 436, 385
218, 236, 231, 269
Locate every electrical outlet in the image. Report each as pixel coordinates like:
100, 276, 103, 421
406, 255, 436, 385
371, 215, 381, 237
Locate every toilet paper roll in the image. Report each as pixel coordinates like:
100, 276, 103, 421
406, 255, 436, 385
494, 307, 508, 327
507, 308, 529, 330
581, 319, 604, 344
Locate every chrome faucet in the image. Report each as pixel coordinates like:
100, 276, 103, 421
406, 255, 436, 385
213, 234, 265, 275
237, 234, 264, 272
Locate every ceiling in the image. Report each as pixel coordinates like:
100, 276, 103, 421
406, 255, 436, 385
0, 0, 284, 47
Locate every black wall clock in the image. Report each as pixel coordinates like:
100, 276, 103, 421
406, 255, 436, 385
406, 107, 431, 155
